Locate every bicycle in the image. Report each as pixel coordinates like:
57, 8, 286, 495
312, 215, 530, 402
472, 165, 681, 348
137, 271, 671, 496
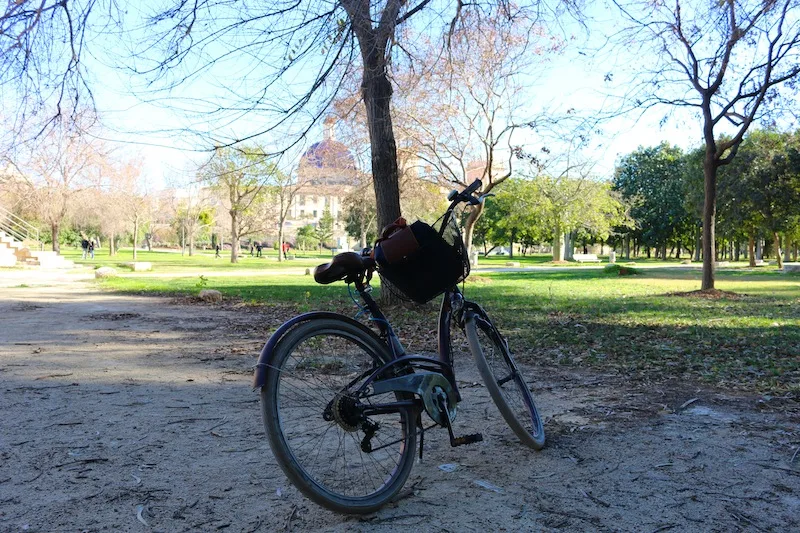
252, 180, 544, 514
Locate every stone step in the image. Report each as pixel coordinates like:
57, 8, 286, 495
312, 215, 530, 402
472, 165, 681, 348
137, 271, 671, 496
11, 245, 74, 269
0, 237, 25, 251
25, 256, 75, 269
26, 250, 58, 258
0, 241, 19, 266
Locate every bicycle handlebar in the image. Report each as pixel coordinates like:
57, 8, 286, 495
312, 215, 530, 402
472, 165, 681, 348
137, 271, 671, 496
452, 179, 483, 207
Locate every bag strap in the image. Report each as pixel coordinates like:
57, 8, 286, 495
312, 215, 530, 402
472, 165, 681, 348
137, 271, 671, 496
371, 217, 408, 260
378, 217, 408, 241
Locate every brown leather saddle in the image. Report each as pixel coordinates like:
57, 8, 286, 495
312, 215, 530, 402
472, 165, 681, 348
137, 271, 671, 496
313, 252, 372, 284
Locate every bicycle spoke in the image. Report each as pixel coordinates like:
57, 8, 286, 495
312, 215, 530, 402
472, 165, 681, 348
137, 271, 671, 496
266, 324, 413, 503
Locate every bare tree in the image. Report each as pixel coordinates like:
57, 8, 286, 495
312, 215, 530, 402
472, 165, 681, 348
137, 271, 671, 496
96, 188, 128, 256
613, 0, 800, 290
169, 185, 215, 256
5, 118, 106, 252
200, 147, 279, 263
107, 161, 151, 260
0, 2, 120, 143
2, 1, 578, 252
393, 10, 561, 256
342, 172, 379, 249
267, 167, 312, 263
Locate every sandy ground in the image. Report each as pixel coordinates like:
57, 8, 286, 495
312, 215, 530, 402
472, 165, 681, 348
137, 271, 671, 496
1, 268, 798, 532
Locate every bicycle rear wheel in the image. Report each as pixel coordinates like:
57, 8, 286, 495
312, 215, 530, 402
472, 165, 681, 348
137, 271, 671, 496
260, 317, 417, 514
465, 314, 545, 449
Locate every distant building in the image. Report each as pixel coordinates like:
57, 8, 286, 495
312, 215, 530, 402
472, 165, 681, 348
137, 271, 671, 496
282, 117, 358, 247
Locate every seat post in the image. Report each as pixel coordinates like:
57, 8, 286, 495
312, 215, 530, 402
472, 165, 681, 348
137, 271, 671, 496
353, 278, 405, 359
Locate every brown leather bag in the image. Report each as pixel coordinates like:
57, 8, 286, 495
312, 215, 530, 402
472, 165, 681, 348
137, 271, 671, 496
373, 217, 420, 264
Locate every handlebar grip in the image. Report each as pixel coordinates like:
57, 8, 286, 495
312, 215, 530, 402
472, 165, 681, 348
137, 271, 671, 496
463, 179, 482, 196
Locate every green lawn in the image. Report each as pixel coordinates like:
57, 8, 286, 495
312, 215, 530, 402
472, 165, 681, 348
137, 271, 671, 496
92, 254, 800, 394
62, 246, 339, 272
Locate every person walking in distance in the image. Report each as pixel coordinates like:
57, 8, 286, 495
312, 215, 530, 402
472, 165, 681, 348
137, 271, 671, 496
215, 243, 221, 258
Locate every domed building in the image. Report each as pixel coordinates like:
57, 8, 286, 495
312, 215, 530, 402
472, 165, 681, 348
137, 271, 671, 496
284, 117, 359, 248
298, 120, 357, 185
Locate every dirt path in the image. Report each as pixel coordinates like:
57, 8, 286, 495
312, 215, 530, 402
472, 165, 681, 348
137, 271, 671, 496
1, 269, 798, 532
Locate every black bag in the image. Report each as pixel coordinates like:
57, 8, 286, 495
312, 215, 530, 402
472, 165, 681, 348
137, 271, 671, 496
375, 218, 469, 304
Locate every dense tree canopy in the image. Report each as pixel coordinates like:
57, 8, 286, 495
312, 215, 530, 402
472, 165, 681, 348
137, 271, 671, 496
613, 143, 695, 258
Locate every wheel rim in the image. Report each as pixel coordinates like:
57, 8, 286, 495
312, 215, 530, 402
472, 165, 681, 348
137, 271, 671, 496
475, 322, 542, 438
273, 329, 411, 500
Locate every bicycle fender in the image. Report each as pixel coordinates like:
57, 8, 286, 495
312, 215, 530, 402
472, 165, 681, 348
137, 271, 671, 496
252, 312, 383, 391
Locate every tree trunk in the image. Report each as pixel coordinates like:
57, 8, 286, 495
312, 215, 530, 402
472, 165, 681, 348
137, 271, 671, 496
510, 228, 516, 259
748, 235, 756, 267
552, 222, 563, 262
360, 41, 401, 304
564, 233, 574, 261
189, 231, 195, 256
783, 236, 791, 264
624, 235, 630, 260
734, 241, 740, 262
133, 218, 139, 261
774, 232, 783, 269
694, 225, 702, 262
278, 222, 285, 263
230, 211, 239, 263
361, 58, 400, 236
109, 230, 115, 256
51, 222, 60, 253
462, 202, 484, 259
701, 145, 718, 290
756, 238, 763, 260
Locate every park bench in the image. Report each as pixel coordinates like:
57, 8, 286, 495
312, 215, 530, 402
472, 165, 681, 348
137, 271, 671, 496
573, 253, 601, 263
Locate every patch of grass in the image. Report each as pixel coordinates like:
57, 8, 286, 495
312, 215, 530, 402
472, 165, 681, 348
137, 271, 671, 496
60, 247, 335, 273
468, 269, 799, 394
95, 264, 800, 395
96, 271, 347, 306
476, 253, 708, 268
603, 264, 640, 276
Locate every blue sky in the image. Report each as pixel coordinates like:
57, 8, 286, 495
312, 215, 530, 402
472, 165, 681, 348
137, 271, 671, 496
80, 2, 749, 190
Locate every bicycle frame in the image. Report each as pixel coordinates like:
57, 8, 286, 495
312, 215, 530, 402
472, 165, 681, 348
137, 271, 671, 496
254, 182, 485, 421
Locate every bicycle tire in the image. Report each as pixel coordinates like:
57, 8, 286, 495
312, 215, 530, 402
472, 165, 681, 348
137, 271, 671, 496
260, 317, 417, 514
465, 314, 545, 449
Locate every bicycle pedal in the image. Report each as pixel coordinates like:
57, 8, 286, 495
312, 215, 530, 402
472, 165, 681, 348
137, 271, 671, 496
450, 433, 483, 447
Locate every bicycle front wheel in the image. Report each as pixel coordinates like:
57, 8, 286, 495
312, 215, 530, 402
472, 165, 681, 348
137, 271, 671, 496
260, 317, 417, 514
465, 314, 545, 449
